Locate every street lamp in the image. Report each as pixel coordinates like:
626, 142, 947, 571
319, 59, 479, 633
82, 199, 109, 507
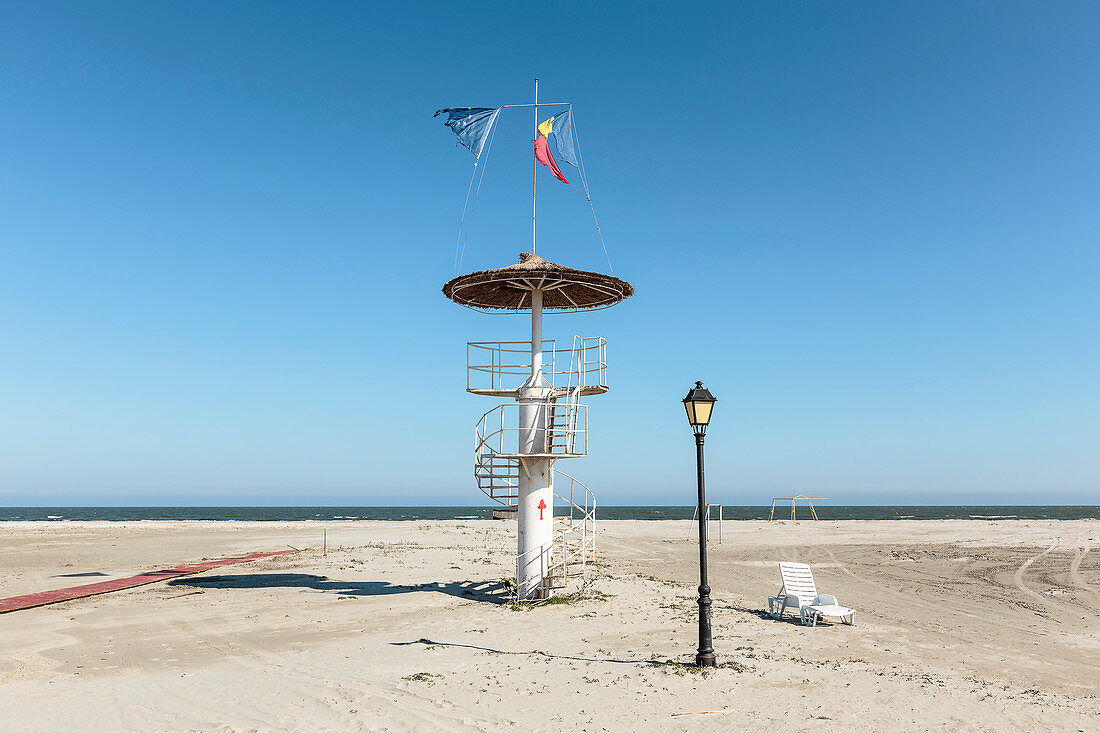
683, 380, 717, 667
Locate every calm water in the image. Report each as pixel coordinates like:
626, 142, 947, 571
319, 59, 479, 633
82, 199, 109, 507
0, 506, 1096, 521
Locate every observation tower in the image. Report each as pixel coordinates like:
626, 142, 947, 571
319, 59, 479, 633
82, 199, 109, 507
436, 80, 631, 599
443, 253, 632, 599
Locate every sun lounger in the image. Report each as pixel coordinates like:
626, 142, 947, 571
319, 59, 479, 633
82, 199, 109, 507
768, 562, 855, 626
800, 593, 855, 626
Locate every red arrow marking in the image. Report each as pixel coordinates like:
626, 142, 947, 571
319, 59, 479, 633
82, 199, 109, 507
538, 499, 547, 520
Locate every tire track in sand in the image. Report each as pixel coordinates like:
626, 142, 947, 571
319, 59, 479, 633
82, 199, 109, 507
1069, 542, 1092, 591
1013, 541, 1058, 600
819, 546, 997, 642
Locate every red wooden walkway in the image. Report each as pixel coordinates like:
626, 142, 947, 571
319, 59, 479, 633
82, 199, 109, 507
0, 549, 298, 614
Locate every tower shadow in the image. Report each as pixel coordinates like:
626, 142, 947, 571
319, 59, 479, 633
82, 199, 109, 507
167, 573, 511, 604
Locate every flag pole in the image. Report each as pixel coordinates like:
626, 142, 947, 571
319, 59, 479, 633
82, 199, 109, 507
500, 102, 568, 109
532, 77, 538, 255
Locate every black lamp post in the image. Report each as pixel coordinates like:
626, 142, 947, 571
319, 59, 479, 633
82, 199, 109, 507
683, 380, 717, 667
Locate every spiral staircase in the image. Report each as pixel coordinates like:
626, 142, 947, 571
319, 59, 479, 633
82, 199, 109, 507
468, 337, 604, 598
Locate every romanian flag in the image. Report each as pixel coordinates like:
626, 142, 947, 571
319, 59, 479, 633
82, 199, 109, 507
534, 114, 569, 184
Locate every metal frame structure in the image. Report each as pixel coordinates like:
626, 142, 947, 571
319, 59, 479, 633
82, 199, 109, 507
475, 402, 588, 469
467, 334, 605, 601
466, 338, 607, 396
768, 495, 828, 522
690, 502, 723, 544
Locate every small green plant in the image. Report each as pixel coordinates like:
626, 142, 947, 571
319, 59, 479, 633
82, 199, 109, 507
403, 672, 440, 682
651, 659, 751, 676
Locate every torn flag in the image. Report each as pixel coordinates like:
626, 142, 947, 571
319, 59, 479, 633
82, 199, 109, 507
436, 107, 501, 160
534, 115, 569, 184
534, 136, 568, 184
541, 109, 576, 167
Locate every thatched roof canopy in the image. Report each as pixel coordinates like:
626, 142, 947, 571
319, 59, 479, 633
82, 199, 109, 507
442, 252, 633, 311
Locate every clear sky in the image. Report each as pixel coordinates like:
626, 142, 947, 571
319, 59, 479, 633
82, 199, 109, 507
1, 2, 1097, 506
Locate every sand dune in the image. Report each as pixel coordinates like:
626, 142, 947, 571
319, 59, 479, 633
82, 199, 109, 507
0, 519, 1096, 731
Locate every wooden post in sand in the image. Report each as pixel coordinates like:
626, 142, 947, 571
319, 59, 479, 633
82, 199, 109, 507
323, 529, 327, 556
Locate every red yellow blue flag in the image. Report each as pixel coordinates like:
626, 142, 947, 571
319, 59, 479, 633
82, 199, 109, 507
534, 114, 570, 184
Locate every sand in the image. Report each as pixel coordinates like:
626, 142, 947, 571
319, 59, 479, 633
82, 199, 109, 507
0, 519, 1096, 732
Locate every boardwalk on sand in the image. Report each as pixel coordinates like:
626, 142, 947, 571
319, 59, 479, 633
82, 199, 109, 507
0, 549, 298, 614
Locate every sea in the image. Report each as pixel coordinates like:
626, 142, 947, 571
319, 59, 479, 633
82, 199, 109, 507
0, 506, 1096, 522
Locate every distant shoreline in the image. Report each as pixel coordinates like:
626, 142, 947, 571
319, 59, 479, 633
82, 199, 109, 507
0, 505, 1096, 522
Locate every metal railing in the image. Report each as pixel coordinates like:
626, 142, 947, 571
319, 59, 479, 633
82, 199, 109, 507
467, 340, 554, 392
467, 337, 607, 394
511, 470, 597, 602
473, 453, 520, 503
554, 468, 597, 568
474, 402, 588, 462
565, 336, 607, 394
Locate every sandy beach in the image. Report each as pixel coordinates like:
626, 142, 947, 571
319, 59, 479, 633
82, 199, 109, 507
0, 519, 1096, 731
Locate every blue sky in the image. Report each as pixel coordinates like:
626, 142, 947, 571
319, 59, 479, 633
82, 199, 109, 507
1, 2, 1097, 505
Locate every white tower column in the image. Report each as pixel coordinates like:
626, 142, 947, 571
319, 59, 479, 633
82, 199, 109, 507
516, 288, 554, 599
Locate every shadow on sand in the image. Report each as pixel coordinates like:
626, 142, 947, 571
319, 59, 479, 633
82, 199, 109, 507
391, 638, 686, 668
722, 603, 780, 621
723, 602, 850, 627
167, 573, 511, 604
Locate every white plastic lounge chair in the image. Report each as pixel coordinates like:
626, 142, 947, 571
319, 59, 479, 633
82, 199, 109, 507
801, 593, 855, 627
767, 562, 855, 626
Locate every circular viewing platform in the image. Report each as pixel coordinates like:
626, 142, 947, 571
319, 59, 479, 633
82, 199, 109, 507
466, 338, 608, 397
467, 384, 608, 399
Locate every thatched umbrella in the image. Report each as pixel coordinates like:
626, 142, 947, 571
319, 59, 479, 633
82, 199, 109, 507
442, 252, 634, 311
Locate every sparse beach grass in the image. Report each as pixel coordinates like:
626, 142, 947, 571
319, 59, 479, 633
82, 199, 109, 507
0, 518, 1095, 731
